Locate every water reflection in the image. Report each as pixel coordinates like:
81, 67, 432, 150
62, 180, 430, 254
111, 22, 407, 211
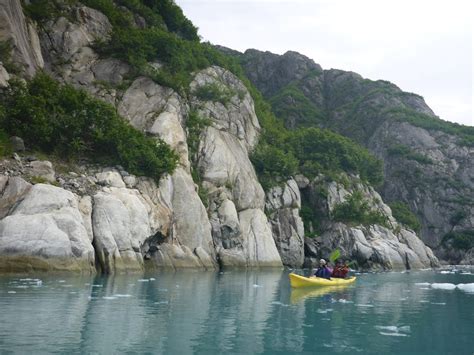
0, 269, 473, 354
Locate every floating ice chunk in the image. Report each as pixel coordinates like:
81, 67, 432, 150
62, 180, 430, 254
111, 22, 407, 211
155, 301, 169, 305
376, 326, 398, 332
439, 271, 454, 274
420, 287, 430, 290
103, 296, 117, 300
149, 278, 156, 281
302, 324, 314, 328
19, 278, 33, 281
356, 304, 374, 307
138, 279, 149, 282
92, 284, 103, 288
15, 285, 29, 289
431, 302, 446, 305
7, 291, 16, 294
415, 282, 431, 286
376, 325, 410, 336
419, 300, 429, 303
35, 280, 42, 286
431, 283, 456, 290
379, 332, 408, 337
457, 283, 474, 293
114, 294, 132, 298
58, 280, 66, 283
337, 299, 353, 304
253, 284, 263, 288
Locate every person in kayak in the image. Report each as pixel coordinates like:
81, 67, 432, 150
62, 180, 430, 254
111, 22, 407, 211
314, 259, 332, 279
332, 259, 350, 278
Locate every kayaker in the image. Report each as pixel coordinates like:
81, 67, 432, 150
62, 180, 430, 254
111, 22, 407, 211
314, 259, 332, 279
332, 259, 350, 278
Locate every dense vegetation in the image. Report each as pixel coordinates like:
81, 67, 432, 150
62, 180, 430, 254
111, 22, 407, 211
387, 144, 432, 165
332, 191, 388, 227
442, 230, 474, 251
388, 201, 421, 232
0, 72, 178, 181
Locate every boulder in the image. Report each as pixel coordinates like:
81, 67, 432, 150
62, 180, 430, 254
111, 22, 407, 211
0, 184, 95, 272
26, 160, 55, 183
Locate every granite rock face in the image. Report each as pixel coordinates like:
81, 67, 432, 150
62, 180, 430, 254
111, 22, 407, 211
191, 66, 282, 268
266, 179, 304, 267
0, 0, 44, 77
301, 175, 439, 270
0, 181, 95, 272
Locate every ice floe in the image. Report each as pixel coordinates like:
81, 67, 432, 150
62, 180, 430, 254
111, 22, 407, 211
137, 279, 150, 282
457, 283, 474, 294
355, 304, 374, 307
102, 296, 117, 300
431, 283, 456, 290
376, 325, 410, 337
415, 282, 431, 286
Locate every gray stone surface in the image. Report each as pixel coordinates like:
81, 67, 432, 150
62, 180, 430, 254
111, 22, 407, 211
0, 0, 44, 77
0, 183, 95, 272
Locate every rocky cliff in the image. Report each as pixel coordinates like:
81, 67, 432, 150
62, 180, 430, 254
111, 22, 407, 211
234, 48, 473, 264
0, 0, 441, 272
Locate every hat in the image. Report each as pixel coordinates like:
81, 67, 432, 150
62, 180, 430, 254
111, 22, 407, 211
319, 258, 326, 265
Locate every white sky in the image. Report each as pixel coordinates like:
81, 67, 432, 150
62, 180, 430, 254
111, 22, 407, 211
176, 0, 473, 126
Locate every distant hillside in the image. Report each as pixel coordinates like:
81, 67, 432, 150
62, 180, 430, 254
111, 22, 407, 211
226, 48, 473, 261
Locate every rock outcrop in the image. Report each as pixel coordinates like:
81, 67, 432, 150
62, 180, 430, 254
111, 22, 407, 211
265, 179, 304, 267
301, 175, 439, 270
191, 66, 282, 268
0, 0, 44, 77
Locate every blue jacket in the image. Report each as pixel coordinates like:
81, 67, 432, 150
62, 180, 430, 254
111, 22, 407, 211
315, 266, 331, 279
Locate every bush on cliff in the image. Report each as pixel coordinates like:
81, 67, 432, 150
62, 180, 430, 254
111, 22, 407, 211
388, 201, 421, 232
332, 191, 389, 227
0, 72, 178, 181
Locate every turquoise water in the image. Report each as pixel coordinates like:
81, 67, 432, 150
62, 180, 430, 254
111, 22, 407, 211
0, 268, 473, 354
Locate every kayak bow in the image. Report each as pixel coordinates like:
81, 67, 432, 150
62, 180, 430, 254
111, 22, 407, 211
289, 273, 356, 288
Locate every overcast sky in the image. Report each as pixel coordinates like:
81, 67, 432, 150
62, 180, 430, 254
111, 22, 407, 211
176, 0, 473, 126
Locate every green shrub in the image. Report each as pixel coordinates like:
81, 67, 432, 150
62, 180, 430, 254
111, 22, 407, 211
0, 72, 178, 181
388, 201, 421, 232
269, 84, 325, 127
193, 83, 234, 105
186, 110, 211, 161
288, 128, 383, 186
332, 191, 389, 227
251, 143, 298, 191
442, 230, 474, 251
0, 129, 12, 157
387, 144, 432, 164
0, 40, 20, 74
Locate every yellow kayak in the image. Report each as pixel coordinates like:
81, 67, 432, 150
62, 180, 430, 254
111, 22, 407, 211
289, 273, 356, 288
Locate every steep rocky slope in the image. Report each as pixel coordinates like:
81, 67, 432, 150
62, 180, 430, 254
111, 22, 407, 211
234, 48, 473, 263
0, 0, 440, 272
